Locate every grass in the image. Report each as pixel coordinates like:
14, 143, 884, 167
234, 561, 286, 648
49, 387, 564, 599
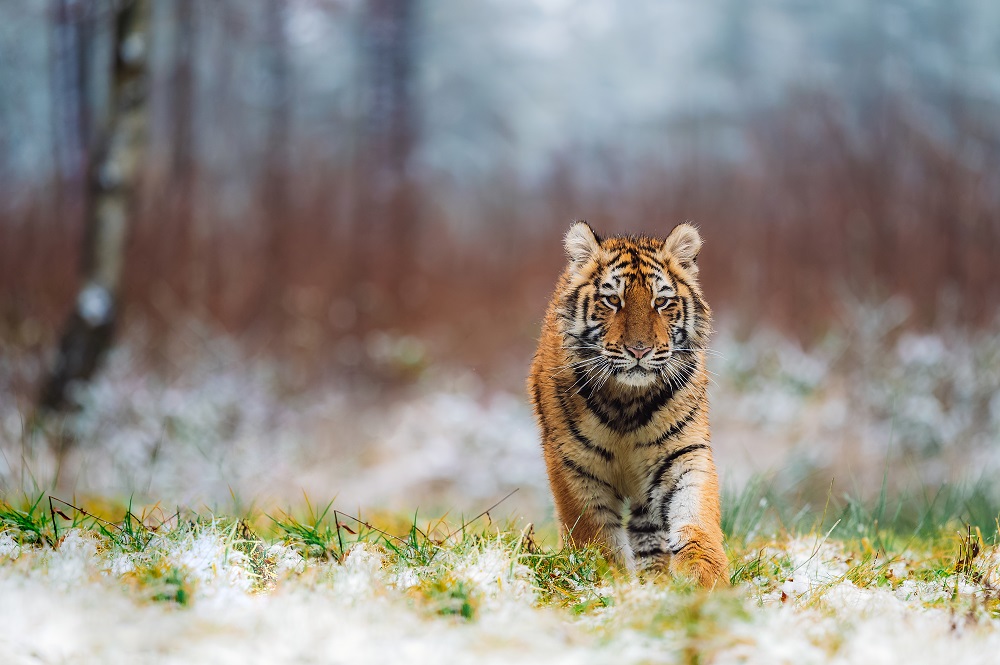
2, 477, 998, 612
0, 493, 50, 545
2, 481, 1000, 663
0, 480, 997, 632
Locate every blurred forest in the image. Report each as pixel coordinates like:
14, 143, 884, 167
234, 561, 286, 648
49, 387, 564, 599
2, 0, 1000, 381
1, 0, 1000, 516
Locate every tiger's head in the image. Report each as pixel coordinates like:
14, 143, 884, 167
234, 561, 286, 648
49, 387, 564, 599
558, 221, 712, 390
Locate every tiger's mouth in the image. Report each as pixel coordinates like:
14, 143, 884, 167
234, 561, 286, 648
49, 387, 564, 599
613, 363, 660, 388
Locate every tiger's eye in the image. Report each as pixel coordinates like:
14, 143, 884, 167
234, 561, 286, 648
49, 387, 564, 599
654, 296, 668, 308
605, 295, 621, 308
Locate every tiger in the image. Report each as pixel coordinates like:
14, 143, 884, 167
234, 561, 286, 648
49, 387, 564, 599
527, 221, 726, 587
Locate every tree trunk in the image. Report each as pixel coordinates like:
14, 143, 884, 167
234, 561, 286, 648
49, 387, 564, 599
39, 0, 152, 412
353, 0, 419, 327
50, 0, 90, 309
172, 0, 201, 309
51, 0, 89, 187
263, 0, 291, 325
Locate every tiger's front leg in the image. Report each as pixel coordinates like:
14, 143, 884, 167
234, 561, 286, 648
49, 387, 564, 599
545, 453, 634, 570
628, 445, 727, 587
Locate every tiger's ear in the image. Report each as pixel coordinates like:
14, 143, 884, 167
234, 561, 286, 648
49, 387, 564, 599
662, 223, 702, 274
564, 221, 601, 267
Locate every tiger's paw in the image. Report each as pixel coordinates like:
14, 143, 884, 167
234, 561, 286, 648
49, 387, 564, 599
667, 526, 728, 589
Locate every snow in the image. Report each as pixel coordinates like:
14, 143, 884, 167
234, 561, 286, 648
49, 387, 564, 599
719, 537, 1000, 665
1, 523, 998, 664
1, 327, 999, 661
453, 540, 537, 612
266, 542, 307, 580
41, 529, 101, 588
0, 526, 652, 664
722, 588, 1000, 665
3, 326, 998, 524
0, 340, 550, 520
158, 526, 255, 603
0, 532, 20, 560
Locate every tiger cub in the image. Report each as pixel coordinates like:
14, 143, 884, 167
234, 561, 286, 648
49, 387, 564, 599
527, 221, 726, 587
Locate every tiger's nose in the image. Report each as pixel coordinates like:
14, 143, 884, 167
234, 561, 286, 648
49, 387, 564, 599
625, 344, 652, 359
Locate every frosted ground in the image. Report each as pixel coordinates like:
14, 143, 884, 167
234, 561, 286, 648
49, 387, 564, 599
2, 519, 1000, 664
2, 313, 1000, 663
3, 314, 999, 517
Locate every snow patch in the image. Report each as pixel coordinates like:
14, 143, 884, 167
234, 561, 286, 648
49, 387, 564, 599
266, 542, 306, 579
455, 542, 536, 611
331, 543, 389, 601
44, 529, 100, 588
158, 526, 254, 604
0, 531, 20, 560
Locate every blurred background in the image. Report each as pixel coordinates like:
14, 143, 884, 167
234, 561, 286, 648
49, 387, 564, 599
1, 0, 999, 524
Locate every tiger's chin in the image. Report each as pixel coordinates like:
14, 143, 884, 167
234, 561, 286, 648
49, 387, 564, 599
614, 366, 660, 389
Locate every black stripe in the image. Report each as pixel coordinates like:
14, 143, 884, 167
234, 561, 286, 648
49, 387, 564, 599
569, 502, 621, 524
627, 521, 661, 534
556, 393, 614, 462
672, 273, 706, 316
671, 539, 695, 556
533, 385, 553, 443
651, 444, 708, 490
589, 503, 622, 520
562, 455, 615, 491
565, 331, 595, 348
637, 255, 662, 272
565, 284, 584, 320
635, 402, 700, 448
608, 256, 630, 271
634, 546, 666, 558
679, 294, 690, 342
630, 501, 650, 517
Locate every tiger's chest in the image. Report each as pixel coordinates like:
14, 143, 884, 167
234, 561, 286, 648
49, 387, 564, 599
569, 390, 701, 499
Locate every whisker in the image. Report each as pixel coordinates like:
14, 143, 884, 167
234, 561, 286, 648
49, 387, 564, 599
574, 359, 612, 395
593, 368, 611, 394
660, 356, 720, 390
552, 365, 600, 376
562, 358, 608, 395
551, 356, 605, 371
659, 365, 676, 392
667, 359, 717, 378
673, 347, 725, 359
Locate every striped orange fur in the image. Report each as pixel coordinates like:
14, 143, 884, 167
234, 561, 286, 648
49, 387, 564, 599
527, 221, 726, 587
